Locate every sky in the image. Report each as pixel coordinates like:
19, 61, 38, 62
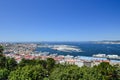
0, 0, 120, 42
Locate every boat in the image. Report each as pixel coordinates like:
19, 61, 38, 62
93, 54, 120, 60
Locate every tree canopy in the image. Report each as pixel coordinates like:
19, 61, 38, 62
9, 65, 47, 80
0, 46, 4, 54
0, 45, 120, 80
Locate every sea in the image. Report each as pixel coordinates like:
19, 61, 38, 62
35, 42, 120, 57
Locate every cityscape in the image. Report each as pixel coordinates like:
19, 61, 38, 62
1, 42, 120, 67
0, 0, 120, 80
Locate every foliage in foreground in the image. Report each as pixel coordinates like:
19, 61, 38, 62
0, 45, 120, 80
9, 65, 47, 80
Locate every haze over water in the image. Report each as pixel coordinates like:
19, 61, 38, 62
36, 42, 120, 57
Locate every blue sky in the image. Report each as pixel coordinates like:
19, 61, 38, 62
0, 0, 120, 42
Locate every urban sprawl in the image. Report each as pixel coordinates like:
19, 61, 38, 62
0, 43, 120, 67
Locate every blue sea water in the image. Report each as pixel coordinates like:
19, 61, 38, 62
35, 42, 120, 57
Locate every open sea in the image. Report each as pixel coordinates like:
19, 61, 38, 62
35, 42, 120, 57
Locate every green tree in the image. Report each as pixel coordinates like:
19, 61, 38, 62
0, 68, 10, 80
18, 58, 33, 67
0, 54, 7, 68
36, 59, 47, 69
9, 65, 47, 80
0, 46, 6, 68
95, 62, 117, 80
0, 46, 4, 54
46, 58, 55, 72
18, 58, 47, 69
49, 65, 85, 80
112, 65, 120, 80
6, 57, 17, 71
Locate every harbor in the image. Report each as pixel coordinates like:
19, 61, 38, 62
1, 42, 120, 67
93, 54, 120, 60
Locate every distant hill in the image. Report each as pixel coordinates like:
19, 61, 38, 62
94, 40, 120, 44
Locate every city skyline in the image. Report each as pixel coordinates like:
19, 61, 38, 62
0, 0, 120, 42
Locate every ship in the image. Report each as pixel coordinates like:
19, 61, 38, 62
93, 54, 120, 60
